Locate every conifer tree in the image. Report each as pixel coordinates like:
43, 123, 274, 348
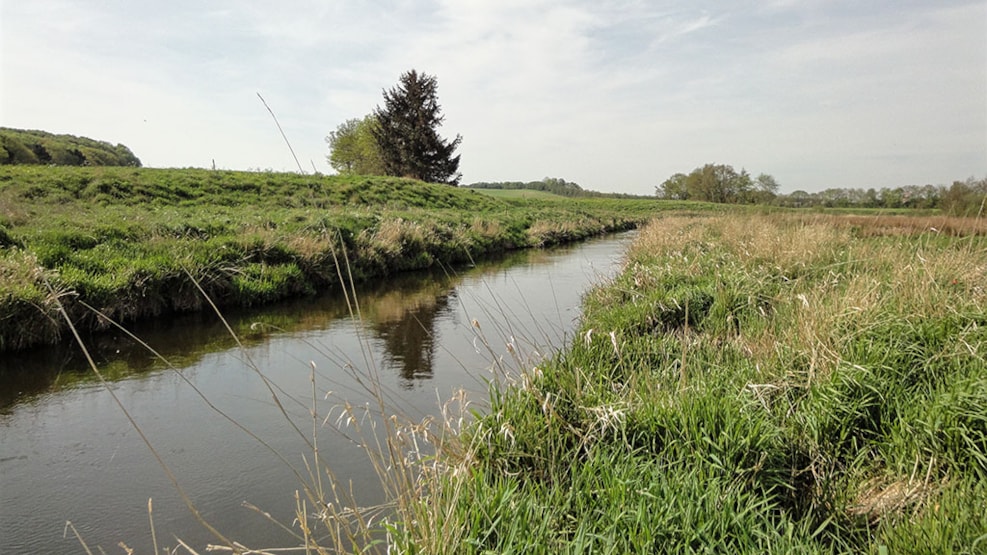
372, 70, 462, 185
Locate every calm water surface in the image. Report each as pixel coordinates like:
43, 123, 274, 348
0, 233, 634, 553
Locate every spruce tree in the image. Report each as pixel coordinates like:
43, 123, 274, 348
372, 70, 462, 185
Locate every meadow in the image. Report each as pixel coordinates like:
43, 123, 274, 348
381, 212, 987, 553
473, 188, 575, 200
0, 166, 699, 352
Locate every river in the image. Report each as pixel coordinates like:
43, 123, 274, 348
0, 232, 634, 553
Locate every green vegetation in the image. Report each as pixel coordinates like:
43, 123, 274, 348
328, 70, 462, 185
657, 163, 779, 204
0, 165, 682, 352
372, 69, 462, 185
778, 180, 987, 214
326, 115, 385, 176
470, 177, 655, 199
470, 177, 587, 197
474, 188, 569, 200
388, 212, 987, 553
657, 162, 986, 216
0, 127, 141, 167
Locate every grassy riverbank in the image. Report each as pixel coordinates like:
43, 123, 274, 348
0, 166, 704, 352
392, 212, 987, 553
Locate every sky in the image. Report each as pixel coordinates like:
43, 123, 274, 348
2, 1, 985, 195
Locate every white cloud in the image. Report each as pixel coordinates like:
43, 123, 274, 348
1, 0, 984, 192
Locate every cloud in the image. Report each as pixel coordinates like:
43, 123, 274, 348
1, 0, 984, 192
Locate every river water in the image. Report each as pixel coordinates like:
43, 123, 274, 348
0, 233, 634, 553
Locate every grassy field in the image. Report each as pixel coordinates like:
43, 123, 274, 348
380, 212, 987, 553
472, 188, 569, 200
0, 166, 711, 352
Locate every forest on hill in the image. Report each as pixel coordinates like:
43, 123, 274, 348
0, 127, 141, 167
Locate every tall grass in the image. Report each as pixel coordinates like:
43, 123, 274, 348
397, 212, 987, 553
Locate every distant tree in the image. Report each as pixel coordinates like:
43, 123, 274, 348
539, 177, 584, 196
657, 165, 761, 203
942, 177, 987, 216
899, 184, 943, 209
685, 164, 752, 203
326, 115, 385, 175
817, 188, 851, 207
788, 190, 811, 207
657, 173, 689, 199
863, 188, 879, 208
749, 173, 780, 203
879, 188, 903, 209
755, 173, 779, 195
372, 70, 462, 185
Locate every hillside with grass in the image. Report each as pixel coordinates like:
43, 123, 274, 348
0, 166, 694, 352
0, 127, 141, 167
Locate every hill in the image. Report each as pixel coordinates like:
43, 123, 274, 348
0, 127, 141, 167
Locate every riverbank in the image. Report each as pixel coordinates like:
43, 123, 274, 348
0, 166, 708, 352
396, 212, 987, 553
1, 231, 644, 553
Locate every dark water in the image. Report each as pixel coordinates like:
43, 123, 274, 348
0, 233, 634, 553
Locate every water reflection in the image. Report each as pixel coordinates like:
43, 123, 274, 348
0, 249, 538, 410
0, 233, 634, 554
369, 290, 454, 384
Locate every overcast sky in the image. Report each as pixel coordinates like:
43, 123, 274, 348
2, 1, 985, 195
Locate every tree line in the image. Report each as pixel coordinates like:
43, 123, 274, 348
773, 179, 986, 215
0, 128, 141, 167
658, 163, 987, 216
656, 163, 780, 204
327, 70, 462, 185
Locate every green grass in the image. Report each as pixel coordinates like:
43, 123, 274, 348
388, 212, 987, 553
473, 188, 568, 200
0, 166, 712, 352
15, 187, 984, 552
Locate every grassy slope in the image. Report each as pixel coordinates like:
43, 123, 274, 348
398, 213, 987, 554
0, 166, 708, 352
